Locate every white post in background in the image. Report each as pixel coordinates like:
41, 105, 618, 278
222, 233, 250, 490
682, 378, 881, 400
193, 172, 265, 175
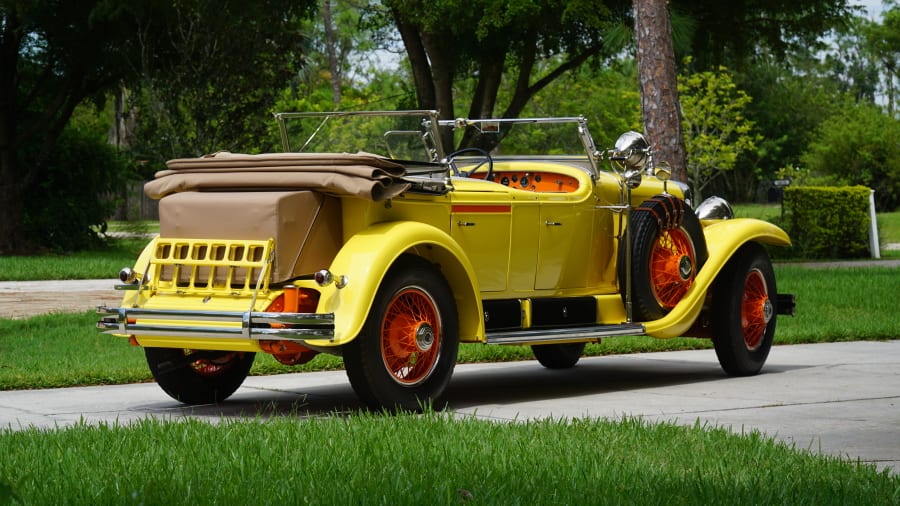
869, 189, 881, 259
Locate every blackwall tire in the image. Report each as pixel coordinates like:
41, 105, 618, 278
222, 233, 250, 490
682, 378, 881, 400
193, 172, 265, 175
145, 348, 255, 404
711, 243, 777, 376
531, 343, 586, 369
619, 195, 708, 321
343, 256, 459, 412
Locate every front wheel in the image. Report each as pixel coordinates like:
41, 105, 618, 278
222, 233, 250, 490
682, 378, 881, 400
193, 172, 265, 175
343, 256, 459, 412
145, 348, 255, 404
711, 243, 777, 376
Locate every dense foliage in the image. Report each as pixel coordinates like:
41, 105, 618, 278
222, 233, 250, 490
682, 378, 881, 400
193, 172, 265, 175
801, 103, 900, 211
679, 64, 759, 201
0, 0, 316, 253
20, 126, 129, 251
126, 1, 316, 175
5, 0, 900, 253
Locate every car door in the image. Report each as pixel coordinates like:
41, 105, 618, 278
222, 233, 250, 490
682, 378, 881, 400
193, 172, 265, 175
535, 195, 595, 290
449, 186, 514, 292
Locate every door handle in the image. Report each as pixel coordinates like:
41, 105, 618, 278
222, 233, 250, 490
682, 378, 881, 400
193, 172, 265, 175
544, 220, 562, 226
457, 221, 476, 227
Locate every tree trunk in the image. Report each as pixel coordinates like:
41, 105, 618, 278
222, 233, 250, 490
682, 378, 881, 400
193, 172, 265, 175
392, 11, 435, 110
0, 162, 23, 254
634, 0, 688, 182
0, 10, 23, 253
419, 32, 455, 118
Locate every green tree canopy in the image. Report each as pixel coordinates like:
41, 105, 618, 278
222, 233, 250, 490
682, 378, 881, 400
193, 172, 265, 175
671, 0, 855, 70
863, 2, 900, 115
0, 0, 315, 252
127, 0, 315, 170
801, 102, 900, 210
376, 0, 625, 150
1, 0, 147, 252
679, 65, 759, 201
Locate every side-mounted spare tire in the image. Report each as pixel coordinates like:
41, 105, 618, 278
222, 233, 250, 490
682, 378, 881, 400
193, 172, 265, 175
619, 195, 708, 321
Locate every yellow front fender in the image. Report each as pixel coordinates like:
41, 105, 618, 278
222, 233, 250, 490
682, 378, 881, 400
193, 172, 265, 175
308, 221, 484, 346
644, 218, 791, 338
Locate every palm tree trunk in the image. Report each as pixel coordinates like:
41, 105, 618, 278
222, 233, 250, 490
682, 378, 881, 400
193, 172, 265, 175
634, 0, 688, 182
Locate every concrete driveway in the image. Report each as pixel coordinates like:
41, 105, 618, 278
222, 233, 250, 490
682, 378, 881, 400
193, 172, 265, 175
1, 340, 897, 474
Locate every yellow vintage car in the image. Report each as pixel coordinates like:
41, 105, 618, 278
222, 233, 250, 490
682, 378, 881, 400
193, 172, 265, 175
98, 110, 795, 410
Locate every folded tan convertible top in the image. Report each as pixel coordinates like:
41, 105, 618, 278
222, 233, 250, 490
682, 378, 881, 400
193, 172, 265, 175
144, 151, 410, 201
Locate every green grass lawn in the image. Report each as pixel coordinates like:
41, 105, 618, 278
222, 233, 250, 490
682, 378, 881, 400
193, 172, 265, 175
0, 238, 146, 281
1, 414, 897, 505
878, 210, 900, 239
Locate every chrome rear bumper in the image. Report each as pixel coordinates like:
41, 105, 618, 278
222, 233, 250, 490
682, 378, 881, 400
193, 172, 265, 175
96, 305, 335, 341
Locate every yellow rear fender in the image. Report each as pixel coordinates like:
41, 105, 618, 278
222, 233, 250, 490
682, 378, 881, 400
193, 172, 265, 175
310, 221, 484, 346
644, 218, 791, 338
119, 236, 160, 308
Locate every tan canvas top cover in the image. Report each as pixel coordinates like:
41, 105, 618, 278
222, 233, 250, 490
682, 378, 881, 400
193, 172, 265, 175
144, 151, 410, 201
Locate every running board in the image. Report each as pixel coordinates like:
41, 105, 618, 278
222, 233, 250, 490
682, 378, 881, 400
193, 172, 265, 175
485, 323, 645, 345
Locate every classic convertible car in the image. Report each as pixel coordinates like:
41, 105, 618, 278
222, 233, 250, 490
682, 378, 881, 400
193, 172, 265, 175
98, 110, 795, 410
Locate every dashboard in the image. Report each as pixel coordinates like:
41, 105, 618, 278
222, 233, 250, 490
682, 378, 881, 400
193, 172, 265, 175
471, 171, 580, 193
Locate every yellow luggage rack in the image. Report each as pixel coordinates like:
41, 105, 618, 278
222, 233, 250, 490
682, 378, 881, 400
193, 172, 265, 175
150, 237, 274, 294
96, 237, 336, 341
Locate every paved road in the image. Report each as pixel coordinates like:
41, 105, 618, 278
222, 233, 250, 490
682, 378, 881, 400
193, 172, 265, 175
0, 279, 120, 319
1, 340, 897, 475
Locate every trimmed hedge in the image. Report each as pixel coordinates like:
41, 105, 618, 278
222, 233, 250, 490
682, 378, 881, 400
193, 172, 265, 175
781, 186, 871, 259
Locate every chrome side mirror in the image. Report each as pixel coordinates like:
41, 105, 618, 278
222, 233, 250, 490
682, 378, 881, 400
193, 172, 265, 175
654, 163, 672, 193
654, 164, 671, 181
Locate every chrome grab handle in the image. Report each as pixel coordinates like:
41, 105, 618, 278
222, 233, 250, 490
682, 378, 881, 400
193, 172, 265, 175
545, 220, 562, 226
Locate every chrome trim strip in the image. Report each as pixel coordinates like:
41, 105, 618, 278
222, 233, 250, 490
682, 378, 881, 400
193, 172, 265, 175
485, 323, 645, 345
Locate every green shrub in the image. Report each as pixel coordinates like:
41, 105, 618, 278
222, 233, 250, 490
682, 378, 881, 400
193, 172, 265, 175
21, 126, 131, 252
781, 186, 872, 259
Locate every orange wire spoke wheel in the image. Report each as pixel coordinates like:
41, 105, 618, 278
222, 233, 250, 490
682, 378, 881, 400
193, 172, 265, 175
343, 256, 460, 411
380, 287, 442, 386
710, 243, 777, 377
187, 350, 240, 377
619, 195, 708, 321
740, 269, 773, 351
649, 228, 696, 309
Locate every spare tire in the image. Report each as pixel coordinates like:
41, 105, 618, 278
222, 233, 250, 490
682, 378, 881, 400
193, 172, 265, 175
618, 195, 708, 321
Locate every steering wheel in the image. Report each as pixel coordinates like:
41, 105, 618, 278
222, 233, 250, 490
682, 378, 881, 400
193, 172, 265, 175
447, 147, 493, 181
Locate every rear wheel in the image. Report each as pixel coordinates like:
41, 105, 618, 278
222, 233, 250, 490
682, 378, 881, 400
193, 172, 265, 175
711, 243, 777, 376
619, 196, 708, 321
343, 256, 459, 412
145, 348, 255, 404
531, 343, 586, 369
